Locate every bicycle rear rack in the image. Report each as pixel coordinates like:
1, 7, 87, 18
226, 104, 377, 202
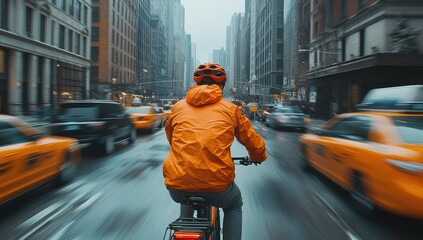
168, 217, 213, 232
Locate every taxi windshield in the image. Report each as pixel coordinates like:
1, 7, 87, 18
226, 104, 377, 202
391, 116, 423, 144
125, 108, 150, 114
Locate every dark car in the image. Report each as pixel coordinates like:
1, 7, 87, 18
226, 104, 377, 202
266, 106, 311, 131
49, 100, 137, 155
256, 104, 278, 122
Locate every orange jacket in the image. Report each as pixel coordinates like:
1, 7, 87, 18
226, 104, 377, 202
163, 85, 267, 192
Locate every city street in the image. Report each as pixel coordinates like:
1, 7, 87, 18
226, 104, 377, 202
0, 121, 422, 240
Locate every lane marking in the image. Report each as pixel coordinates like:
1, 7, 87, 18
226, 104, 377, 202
48, 221, 74, 240
18, 203, 62, 228
16, 190, 93, 239
314, 192, 362, 240
58, 181, 85, 193
74, 192, 103, 212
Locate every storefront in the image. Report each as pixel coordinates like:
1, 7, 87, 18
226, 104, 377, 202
308, 53, 423, 120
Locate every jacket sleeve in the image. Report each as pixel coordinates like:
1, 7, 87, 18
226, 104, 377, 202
234, 107, 268, 162
165, 114, 173, 144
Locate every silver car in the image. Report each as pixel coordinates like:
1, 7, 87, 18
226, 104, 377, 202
266, 106, 310, 131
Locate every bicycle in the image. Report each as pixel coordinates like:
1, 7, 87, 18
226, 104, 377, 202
163, 156, 254, 240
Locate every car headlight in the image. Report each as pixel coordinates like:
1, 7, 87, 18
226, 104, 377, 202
386, 159, 423, 174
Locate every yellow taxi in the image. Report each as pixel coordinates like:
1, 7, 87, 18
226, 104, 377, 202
299, 85, 423, 219
0, 114, 80, 204
124, 106, 166, 132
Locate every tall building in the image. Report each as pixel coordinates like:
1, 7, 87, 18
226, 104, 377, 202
240, 0, 251, 102
226, 13, 242, 96
136, 0, 152, 99
150, 15, 168, 98
283, 0, 310, 105
90, 0, 138, 105
306, 0, 423, 119
151, 0, 175, 97
172, 0, 185, 98
249, 0, 284, 103
184, 34, 194, 90
0, 0, 91, 115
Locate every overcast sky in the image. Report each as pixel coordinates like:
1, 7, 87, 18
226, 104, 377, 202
181, 0, 245, 63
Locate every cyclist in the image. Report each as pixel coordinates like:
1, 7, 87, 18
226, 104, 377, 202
163, 63, 268, 240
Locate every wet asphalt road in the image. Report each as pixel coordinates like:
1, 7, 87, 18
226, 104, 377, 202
0, 121, 422, 240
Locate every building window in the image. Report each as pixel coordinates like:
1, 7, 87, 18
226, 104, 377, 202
76, 1, 81, 21
91, 46, 99, 61
0, 0, 8, 30
75, 33, 80, 54
51, 20, 55, 45
92, 7, 99, 22
342, 38, 346, 61
68, 0, 74, 16
359, 29, 365, 56
341, 0, 347, 20
61, 0, 66, 11
68, 29, 73, 52
40, 14, 46, 42
25, 6, 33, 37
91, 26, 99, 41
277, 43, 283, 55
277, 27, 283, 39
358, 0, 366, 9
82, 36, 87, 57
59, 24, 65, 49
83, 5, 88, 25
91, 66, 98, 82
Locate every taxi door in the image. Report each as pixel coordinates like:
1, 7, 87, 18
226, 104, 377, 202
0, 122, 44, 202
323, 116, 372, 189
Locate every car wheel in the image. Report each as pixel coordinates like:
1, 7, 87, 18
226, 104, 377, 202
103, 135, 115, 155
128, 128, 137, 144
351, 172, 379, 217
55, 152, 77, 186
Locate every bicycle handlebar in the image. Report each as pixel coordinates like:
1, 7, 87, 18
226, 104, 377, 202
232, 156, 261, 166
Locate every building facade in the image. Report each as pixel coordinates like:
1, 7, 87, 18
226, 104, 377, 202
243, 0, 284, 104
90, 0, 138, 105
307, 0, 423, 119
0, 0, 91, 115
283, 0, 311, 106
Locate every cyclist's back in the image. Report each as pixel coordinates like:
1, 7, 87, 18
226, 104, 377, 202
163, 63, 267, 240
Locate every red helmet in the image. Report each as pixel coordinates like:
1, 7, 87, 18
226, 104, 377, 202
193, 63, 226, 83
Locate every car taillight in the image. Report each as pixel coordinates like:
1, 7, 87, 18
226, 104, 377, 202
304, 118, 312, 123
173, 231, 203, 240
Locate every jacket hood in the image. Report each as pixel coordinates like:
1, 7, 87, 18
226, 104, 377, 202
186, 85, 222, 107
